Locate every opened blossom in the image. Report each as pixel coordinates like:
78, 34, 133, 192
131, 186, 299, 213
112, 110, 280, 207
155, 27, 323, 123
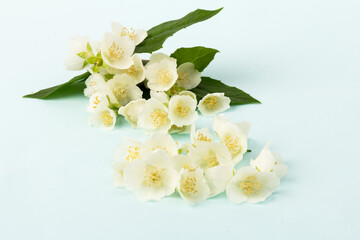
124, 150, 179, 202
87, 92, 108, 112
168, 95, 198, 127
178, 168, 210, 204
226, 166, 280, 204
84, 73, 107, 97
89, 107, 116, 130
176, 62, 202, 89
118, 99, 146, 128
101, 33, 135, 70
198, 93, 230, 117
145, 53, 178, 91
106, 74, 142, 106
111, 22, 147, 46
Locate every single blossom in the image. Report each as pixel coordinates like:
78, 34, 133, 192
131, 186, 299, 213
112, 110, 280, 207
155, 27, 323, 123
111, 22, 147, 45
63, 35, 89, 71
250, 142, 288, 179
168, 95, 198, 127
89, 107, 117, 130
198, 93, 230, 117
178, 168, 210, 204
226, 166, 280, 204
145, 53, 178, 91
213, 114, 248, 165
118, 99, 146, 128
101, 32, 135, 70
190, 125, 214, 146
141, 133, 178, 156
188, 142, 234, 196
137, 98, 172, 133
87, 92, 109, 112
176, 62, 201, 90
84, 73, 107, 97
124, 150, 179, 201
106, 74, 142, 106
108, 54, 145, 84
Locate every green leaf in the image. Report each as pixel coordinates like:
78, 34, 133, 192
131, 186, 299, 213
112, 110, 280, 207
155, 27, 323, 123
135, 8, 223, 53
192, 77, 261, 105
86, 42, 92, 53
23, 72, 91, 99
170, 46, 219, 72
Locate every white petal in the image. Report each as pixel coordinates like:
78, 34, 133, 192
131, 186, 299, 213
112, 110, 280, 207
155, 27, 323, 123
198, 93, 230, 117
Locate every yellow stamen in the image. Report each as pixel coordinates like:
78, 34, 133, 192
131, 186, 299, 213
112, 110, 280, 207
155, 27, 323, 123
182, 176, 198, 194
203, 96, 219, 110
126, 146, 140, 162
223, 135, 242, 154
125, 65, 139, 78
175, 102, 190, 117
121, 27, 136, 40
143, 166, 164, 188
205, 154, 219, 168
197, 133, 212, 142
177, 71, 190, 85
239, 175, 262, 195
108, 42, 124, 61
113, 86, 127, 101
156, 69, 171, 85
92, 96, 100, 109
150, 110, 168, 128
100, 112, 113, 126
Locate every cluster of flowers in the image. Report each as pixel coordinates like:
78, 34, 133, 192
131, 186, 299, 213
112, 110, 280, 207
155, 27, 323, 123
111, 114, 287, 204
64, 23, 230, 132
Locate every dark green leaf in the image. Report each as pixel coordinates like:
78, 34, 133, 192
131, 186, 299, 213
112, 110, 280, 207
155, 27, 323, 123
170, 46, 219, 72
192, 77, 261, 105
135, 8, 223, 53
23, 72, 91, 99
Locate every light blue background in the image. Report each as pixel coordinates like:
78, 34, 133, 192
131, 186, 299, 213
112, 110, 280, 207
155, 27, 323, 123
0, 0, 359, 239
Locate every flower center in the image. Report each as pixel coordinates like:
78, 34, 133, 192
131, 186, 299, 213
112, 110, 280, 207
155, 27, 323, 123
126, 146, 141, 162
113, 86, 127, 101
175, 102, 190, 117
152, 146, 168, 153
239, 175, 262, 195
177, 71, 190, 85
124, 65, 139, 78
143, 166, 163, 188
203, 96, 219, 110
205, 153, 219, 168
108, 42, 124, 61
156, 69, 171, 85
89, 81, 96, 88
150, 109, 168, 128
182, 176, 198, 194
121, 27, 136, 40
100, 112, 113, 126
196, 132, 212, 142
223, 135, 242, 154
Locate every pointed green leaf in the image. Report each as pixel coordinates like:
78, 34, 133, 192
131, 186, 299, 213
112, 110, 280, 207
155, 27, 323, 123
87, 57, 97, 64
23, 72, 91, 99
86, 42, 93, 53
170, 46, 219, 72
192, 77, 261, 105
135, 8, 223, 53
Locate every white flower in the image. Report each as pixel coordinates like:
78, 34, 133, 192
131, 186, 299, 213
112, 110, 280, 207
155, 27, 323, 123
226, 166, 280, 204
213, 114, 248, 165
101, 33, 135, 70
119, 54, 146, 84
118, 99, 146, 128
142, 133, 178, 156
63, 35, 89, 71
84, 73, 107, 97
198, 93, 230, 117
171, 154, 196, 172
111, 22, 147, 45
168, 95, 198, 127
150, 90, 169, 104
178, 168, 210, 204
190, 125, 214, 145
89, 107, 116, 130
87, 92, 108, 112
188, 142, 234, 196
176, 62, 201, 90
145, 53, 178, 91
250, 142, 288, 179
113, 138, 143, 163
178, 90, 197, 100
124, 150, 179, 201
106, 74, 142, 106
137, 98, 172, 133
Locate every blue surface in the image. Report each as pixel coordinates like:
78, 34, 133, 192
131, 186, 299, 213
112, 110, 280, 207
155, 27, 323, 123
0, 0, 359, 239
